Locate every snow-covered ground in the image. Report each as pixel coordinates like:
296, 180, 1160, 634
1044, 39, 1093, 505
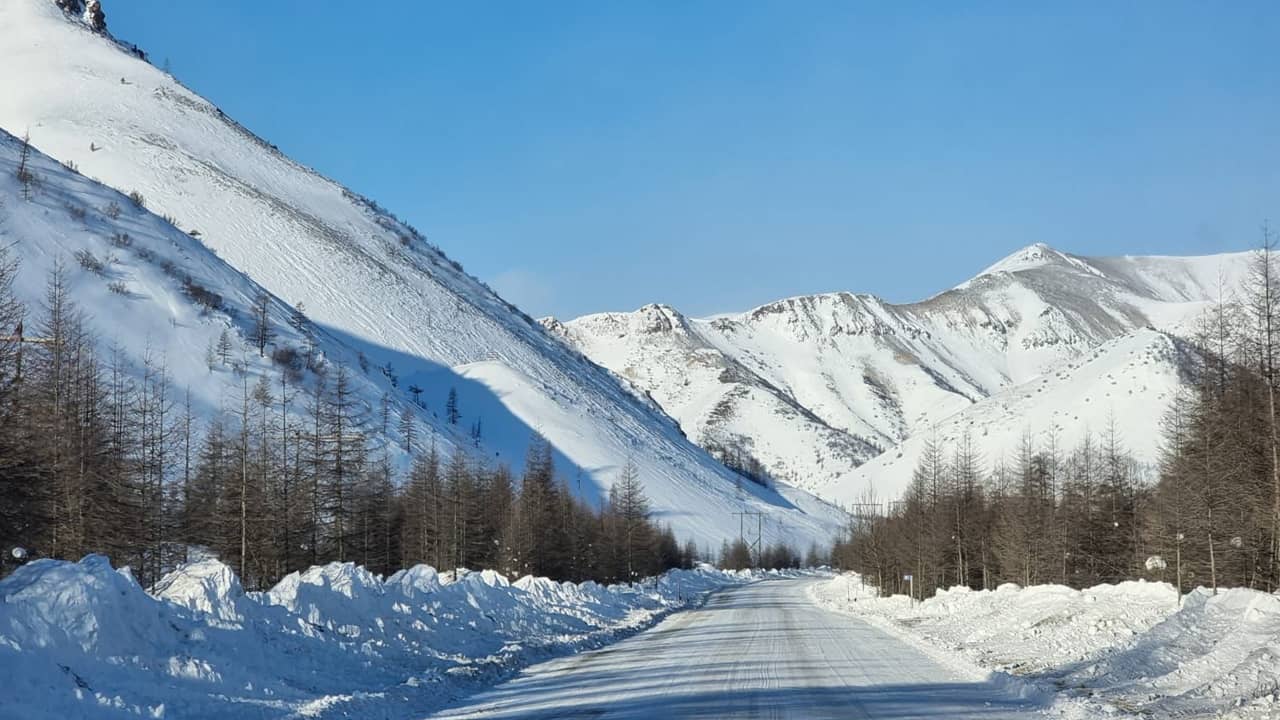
0, 554, 755, 719
430, 577, 1046, 719
810, 574, 1280, 719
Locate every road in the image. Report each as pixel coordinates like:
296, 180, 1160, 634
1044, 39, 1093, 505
429, 577, 1045, 719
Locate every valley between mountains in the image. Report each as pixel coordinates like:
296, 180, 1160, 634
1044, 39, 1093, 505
2, 3, 1278, 720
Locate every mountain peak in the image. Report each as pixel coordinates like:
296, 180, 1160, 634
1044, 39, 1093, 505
962, 243, 1111, 289
633, 303, 689, 335
982, 242, 1066, 275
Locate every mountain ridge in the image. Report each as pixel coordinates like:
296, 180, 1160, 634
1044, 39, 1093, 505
550, 243, 1249, 502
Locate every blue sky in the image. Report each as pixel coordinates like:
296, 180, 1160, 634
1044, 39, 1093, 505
107, 1, 1279, 319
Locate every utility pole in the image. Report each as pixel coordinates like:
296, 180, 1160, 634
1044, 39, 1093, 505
2, 322, 57, 385
731, 510, 764, 566
1176, 532, 1184, 607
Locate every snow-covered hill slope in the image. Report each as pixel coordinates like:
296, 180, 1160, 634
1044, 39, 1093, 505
552, 243, 1249, 503
836, 328, 1199, 503
0, 128, 424, 451
0, 0, 846, 547
543, 305, 884, 493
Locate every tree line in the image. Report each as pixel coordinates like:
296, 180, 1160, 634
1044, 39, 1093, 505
0, 247, 702, 589
835, 238, 1280, 599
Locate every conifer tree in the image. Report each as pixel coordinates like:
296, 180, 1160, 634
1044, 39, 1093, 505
398, 405, 416, 453
609, 460, 650, 579
216, 328, 233, 366
446, 387, 459, 425
251, 292, 272, 357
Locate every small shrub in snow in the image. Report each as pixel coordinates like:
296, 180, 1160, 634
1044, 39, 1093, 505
271, 345, 300, 368
104, 201, 122, 219
109, 231, 131, 248
272, 346, 304, 381
128, 190, 146, 208
74, 249, 105, 276
182, 275, 224, 313
62, 159, 79, 174
66, 203, 87, 222
107, 281, 128, 295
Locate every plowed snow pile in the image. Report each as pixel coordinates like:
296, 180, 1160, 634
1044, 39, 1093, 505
0, 556, 748, 719
811, 574, 1280, 719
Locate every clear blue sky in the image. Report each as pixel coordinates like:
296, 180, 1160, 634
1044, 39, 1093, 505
107, 1, 1279, 319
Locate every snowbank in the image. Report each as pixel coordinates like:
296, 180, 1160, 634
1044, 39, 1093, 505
0, 556, 747, 719
1058, 587, 1280, 719
810, 574, 1280, 719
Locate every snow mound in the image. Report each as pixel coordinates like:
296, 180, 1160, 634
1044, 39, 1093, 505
0, 554, 753, 719
386, 564, 442, 598
812, 574, 1280, 719
0, 555, 171, 657
265, 562, 391, 638
151, 559, 247, 626
1065, 587, 1280, 717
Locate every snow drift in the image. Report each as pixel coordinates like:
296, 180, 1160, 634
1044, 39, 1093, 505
811, 574, 1280, 719
0, 555, 750, 719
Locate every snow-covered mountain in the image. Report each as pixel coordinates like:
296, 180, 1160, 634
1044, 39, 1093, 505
0, 0, 848, 548
0, 128, 408, 441
550, 243, 1249, 505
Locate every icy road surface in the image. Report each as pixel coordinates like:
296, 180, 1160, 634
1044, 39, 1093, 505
430, 577, 1045, 719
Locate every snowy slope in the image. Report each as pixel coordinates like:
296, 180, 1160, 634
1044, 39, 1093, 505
554, 243, 1249, 502
825, 328, 1198, 505
543, 305, 883, 493
0, 128, 432, 455
0, 0, 847, 547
